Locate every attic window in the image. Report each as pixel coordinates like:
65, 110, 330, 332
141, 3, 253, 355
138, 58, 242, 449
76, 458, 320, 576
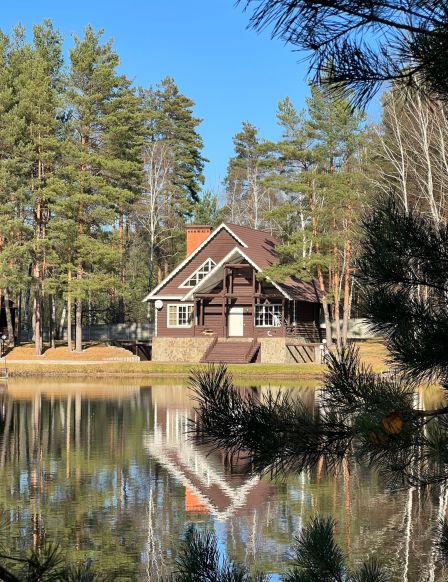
180, 258, 216, 288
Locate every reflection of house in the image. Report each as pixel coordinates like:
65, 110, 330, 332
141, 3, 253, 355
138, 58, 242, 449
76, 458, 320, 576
144, 402, 272, 521
143, 224, 322, 363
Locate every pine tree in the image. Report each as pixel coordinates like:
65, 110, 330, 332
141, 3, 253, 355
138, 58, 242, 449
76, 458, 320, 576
0, 24, 63, 353
191, 190, 223, 227
0, 29, 31, 347
54, 26, 142, 352
264, 86, 369, 347
137, 77, 206, 282
21, 22, 64, 355
146, 76, 205, 210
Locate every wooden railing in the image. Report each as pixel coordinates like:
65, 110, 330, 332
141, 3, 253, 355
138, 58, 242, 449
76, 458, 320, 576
245, 338, 260, 363
286, 344, 316, 363
285, 321, 322, 343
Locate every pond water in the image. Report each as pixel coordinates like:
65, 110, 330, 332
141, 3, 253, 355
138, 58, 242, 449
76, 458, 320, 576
0, 378, 446, 581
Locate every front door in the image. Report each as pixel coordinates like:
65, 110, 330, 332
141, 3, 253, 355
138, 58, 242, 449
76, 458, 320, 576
228, 306, 244, 337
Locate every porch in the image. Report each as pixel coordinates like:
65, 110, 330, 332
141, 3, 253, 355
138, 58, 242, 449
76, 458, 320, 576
191, 262, 322, 342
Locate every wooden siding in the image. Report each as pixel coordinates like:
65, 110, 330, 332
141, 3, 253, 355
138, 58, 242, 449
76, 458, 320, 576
156, 301, 195, 338
156, 257, 320, 340
157, 229, 243, 295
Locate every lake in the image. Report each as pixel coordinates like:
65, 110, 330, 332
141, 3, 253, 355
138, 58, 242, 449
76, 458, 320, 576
0, 378, 445, 581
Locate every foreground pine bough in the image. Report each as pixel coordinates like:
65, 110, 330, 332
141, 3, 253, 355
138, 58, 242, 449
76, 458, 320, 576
170, 518, 388, 582
190, 350, 448, 488
0, 544, 108, 582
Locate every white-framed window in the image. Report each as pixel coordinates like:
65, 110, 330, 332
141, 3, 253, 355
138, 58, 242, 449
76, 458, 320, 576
180, 258, 216, 288
167, 304, 194, 328
255, 304, 282, 327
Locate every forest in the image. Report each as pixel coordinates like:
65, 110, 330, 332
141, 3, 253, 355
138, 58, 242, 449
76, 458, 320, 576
1, 19, 446, 355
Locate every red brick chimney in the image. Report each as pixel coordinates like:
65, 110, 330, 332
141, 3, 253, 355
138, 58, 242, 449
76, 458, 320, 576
186, 225, 212, 256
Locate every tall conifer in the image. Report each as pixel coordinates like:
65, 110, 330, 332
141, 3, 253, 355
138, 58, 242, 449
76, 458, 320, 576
265, 86, 368, 346
0, 29, 31, 347
55, 27, 142, 351
140, 78, 206, 275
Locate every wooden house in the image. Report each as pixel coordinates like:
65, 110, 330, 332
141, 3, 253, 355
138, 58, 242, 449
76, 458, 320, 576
143, 223, 322, 364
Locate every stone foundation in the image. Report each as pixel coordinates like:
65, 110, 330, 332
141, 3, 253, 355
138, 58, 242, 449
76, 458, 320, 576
152, 336, 321, 364
258, 338, 288, 363
151, 337, 214, 363
259, 337, 321, 364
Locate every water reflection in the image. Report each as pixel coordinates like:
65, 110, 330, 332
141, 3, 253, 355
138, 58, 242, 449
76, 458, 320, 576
0, 379, 445, 581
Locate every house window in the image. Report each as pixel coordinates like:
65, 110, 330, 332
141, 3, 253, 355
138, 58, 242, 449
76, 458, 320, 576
168, 304, 194, 327
255, 304, 282, 327
181, 258, 216, 288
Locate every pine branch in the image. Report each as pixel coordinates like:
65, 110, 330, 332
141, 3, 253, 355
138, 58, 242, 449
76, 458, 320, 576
170, 525, 266, 581
284, 516, 388, 581
191, 349, 448, 487
237, 0, 448, 107
190, 364, 353, 475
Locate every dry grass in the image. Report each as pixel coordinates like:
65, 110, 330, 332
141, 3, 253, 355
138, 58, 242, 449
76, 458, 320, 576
5, 343, 135, 361
2, 340, 390, 379
356, 340, 389, 371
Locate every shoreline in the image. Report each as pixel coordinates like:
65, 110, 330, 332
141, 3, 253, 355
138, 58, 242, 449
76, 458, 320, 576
2, 360, 326, 381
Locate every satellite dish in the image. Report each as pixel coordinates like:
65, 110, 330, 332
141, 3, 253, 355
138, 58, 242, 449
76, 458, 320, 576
155, 299, 163, 310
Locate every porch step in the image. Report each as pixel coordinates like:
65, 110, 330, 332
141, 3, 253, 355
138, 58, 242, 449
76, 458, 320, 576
201, 340, 260, 364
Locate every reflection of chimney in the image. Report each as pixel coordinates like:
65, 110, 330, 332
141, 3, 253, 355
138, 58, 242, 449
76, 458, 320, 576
186, 225, 211, 257
185, 486, 208, 514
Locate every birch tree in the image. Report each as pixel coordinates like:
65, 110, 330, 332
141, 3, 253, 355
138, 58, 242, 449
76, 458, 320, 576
377, 86, 448, 224
224, 122, 277, 230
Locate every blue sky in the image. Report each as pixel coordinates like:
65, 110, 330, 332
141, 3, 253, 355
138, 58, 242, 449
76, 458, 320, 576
1, 1, 375, 195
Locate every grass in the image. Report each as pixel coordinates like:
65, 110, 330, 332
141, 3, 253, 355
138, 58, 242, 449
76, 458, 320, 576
5, 360, 325, 379
2, 339, 389, 380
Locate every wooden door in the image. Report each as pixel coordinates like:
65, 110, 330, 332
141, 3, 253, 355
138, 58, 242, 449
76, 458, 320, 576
228, 306, 244, 337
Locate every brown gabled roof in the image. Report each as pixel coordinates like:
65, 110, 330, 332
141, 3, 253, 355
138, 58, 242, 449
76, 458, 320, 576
277, 277, 321, 303
143, 222, 321, 303
224, 224, 321, 303
225, 224, 280, 269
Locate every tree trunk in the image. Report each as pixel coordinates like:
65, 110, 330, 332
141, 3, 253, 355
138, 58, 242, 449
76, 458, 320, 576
49, 295, 56, 349
75, 297, 82, 353
67, 297, 72, 352
342, 238, 352, 346
332, 252, 342, 350
3, 288, 15, 347
33, 285, 42, 356
317, 265, 333, 347
67, 270, 72, 352
16, 291, 22, 345
58, 302, 66, 341
117, 212, 125, 323
25, 283, 31, 342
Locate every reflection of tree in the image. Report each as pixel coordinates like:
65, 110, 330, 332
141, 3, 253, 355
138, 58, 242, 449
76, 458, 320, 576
0, 390, 157, 578
0, 385, 442, 579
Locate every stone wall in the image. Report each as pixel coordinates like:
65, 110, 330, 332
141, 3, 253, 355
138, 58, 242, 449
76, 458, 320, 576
259, 337, 321, 363
152, 337, 214, 363
258, 338, 287, 363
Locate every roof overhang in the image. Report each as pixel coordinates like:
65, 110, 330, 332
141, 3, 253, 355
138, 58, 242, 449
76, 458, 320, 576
142, 223, 247, 302
181, 247, 292, 301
